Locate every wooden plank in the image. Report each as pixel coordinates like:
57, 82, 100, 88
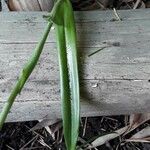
1, 80, 150, 122
1, 9, 150, 22
0, 10, 150, 122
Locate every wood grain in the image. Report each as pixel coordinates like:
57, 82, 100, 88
0, 10, 150, 122
7, 0, 54, 11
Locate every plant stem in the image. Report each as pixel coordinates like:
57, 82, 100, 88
0, 21, 53, 129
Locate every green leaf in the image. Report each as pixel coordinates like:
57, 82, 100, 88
53, 0, 80, 149
0, 1, 80, 150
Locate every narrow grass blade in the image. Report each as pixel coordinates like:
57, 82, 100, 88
64, 1, 80, 149
53, 0, 80, 149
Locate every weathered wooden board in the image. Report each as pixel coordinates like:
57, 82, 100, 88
0, 9, 150, 122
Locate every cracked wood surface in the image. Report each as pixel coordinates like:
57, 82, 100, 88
0, 9, 150, 122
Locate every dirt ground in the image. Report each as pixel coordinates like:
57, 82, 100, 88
0, 116, 149, 149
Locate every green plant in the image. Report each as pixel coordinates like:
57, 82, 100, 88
0, 0, 80, 150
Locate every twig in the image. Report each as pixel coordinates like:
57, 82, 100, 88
20, 135, 38, 150
23, 147, 45, 150
82, 117, 88, 137
88, 46, 108, 57
38, 138, 52, 149
95, 0, 105, 9
113, 8, 122, 21
6, 145, 15, 150
133, 0, 141, 9
25, 125, 44, 139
